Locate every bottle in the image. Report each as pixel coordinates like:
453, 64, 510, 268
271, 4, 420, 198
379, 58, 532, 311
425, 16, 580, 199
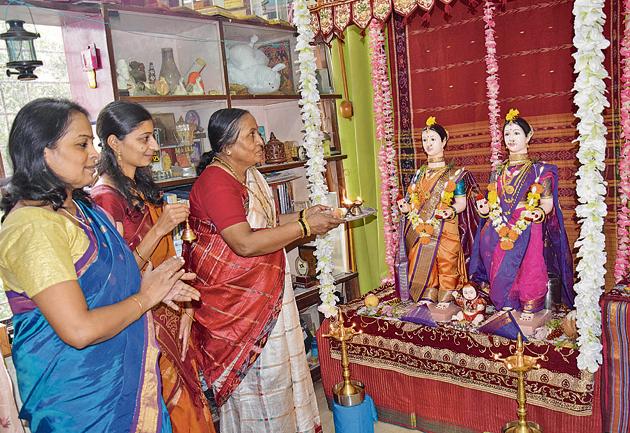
159, 47, 182, 96
310, 337, 319, 362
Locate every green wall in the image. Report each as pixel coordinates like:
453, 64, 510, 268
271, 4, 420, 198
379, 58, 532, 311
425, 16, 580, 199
331, 28, 388, 293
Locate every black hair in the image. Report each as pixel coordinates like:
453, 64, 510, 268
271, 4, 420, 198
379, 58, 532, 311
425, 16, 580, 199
196, 108, 250, 175
424, 123, 448, 142
503, 117, 532, 136
0, 98, 91, 219
96, 100, 161, 211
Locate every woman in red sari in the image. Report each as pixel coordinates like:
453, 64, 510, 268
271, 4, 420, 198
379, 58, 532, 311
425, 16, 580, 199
91, 101, 214, 433
186, 108, 343, 433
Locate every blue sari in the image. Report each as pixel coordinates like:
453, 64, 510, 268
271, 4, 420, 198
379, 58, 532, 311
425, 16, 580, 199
6, 202, 172, 433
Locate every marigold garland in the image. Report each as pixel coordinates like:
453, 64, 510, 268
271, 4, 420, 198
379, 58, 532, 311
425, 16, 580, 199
572, 0, 610, 373
614, 0, 630, 284
483, 0, 503, 168
369, 20, 399, 282
294, 0, 338, 318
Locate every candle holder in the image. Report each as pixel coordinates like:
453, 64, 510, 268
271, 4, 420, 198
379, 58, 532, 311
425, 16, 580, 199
323, 308, 365, 407
343, 197, 363, 217
494, 334, 544, 433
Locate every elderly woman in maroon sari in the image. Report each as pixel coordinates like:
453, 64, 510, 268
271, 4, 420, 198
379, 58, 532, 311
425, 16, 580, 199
185, 108, 343, 433
470, 109, 575, 320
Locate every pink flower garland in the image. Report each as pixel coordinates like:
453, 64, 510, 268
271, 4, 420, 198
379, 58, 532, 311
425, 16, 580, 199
614, 0, 630, 284
369, 20, 399, 281
483, 0, 503, 168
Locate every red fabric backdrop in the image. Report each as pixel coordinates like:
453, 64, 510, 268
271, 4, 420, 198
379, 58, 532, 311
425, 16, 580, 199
388, 0, 621, 287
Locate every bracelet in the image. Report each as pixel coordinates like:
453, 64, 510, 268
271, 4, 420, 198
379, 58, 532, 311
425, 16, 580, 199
182, 310, 196, 322
297, 219, 307, 237
135, 246, 148, 264
301, 217, 312, 237
533, 207, 546, 223
299, 208, 306, 220
447, 206, 457, 220
130, 294, 144, 314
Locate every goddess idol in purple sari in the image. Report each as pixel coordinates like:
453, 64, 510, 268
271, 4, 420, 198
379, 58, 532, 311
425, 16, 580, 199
469, 109, 574, 320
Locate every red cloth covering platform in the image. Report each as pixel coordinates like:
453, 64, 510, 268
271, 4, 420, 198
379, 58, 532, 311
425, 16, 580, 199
317, 285, 603, 433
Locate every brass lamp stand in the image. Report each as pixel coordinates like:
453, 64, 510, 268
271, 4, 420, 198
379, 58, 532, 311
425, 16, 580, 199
323, 308, 365, 406
494, 334, 544, 433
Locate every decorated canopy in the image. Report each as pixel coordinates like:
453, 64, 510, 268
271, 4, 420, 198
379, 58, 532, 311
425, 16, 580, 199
308, 0, 453, 40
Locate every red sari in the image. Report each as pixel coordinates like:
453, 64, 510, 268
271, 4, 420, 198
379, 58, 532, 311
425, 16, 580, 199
91, 184, 214, 433
185, 167, 285, 406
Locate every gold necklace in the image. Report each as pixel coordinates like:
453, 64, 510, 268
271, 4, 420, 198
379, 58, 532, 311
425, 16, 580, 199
509, 153, 529, 164
427, 156, 445, 163
214, 157, 276, 227
61, 200, 92, 231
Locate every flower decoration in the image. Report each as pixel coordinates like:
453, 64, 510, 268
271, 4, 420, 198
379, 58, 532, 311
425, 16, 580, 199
294, 0, 338, 317
483, 0, 503, 169
369, 20, 399, 282
572, 0, 610, 373
614, 0, 630, 284
426, 116, 437, 127
505, 108, 520, 122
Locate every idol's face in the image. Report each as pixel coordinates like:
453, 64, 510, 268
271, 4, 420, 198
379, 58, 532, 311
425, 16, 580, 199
462, 285, 477, 301
503, 122, 530, 154
422, 129, 446, 158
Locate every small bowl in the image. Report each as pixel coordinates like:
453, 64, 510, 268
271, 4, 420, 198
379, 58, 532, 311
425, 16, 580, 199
333, 380, 365, 407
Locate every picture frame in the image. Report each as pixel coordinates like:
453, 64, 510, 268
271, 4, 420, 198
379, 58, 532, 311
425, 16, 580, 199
152, 112, 177, 146
258, 40, 294, 94
258, 125, 267, 144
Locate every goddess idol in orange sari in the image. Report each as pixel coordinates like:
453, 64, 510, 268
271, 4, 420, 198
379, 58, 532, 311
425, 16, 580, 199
395, 117, 479, 306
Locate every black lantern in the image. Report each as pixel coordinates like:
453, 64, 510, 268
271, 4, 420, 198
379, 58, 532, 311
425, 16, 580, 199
0, 20, 42, 81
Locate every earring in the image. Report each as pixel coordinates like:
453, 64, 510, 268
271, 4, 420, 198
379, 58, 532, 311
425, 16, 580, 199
227, 151, 232, 156
116, 149, 122, 164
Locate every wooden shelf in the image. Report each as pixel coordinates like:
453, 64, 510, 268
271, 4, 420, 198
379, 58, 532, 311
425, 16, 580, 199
119, 95, 228, 103
258, 154, 347, 173
230, 94, 341, 106
155, 154, 348, 189
294, 271, 358, 311
155, 176, 198, 188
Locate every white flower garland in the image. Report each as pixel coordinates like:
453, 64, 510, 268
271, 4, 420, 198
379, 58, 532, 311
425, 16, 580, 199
293, 0, 338, 318
572, 0, 610, 373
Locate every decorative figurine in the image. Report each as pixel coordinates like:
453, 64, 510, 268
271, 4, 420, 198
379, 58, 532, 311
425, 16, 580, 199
227, 35, 286, 94
156, 77, 170, 96
469, 109, 575, 326
128, 61, 146, 83
264, 132, 286, 163
395, 116, 479, 314
116, 58, 132, 93
185, 57, 206, 94
451, 282, 487, 326
148, 62, 156, 84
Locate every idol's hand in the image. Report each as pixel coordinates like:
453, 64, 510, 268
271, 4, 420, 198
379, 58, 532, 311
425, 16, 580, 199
156, 203, 190, 237
531, 208, 545, 224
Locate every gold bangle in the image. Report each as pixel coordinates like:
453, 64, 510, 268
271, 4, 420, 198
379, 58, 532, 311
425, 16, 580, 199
301, 217, 312, 237
130, 294, 144, 314
297, 220, 307, 237
182, 310, 196, 322
135, 246, 148, 264
299, 208, 306, 220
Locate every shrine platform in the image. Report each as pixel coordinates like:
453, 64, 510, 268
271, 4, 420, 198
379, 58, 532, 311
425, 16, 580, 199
317, 285, 604, 433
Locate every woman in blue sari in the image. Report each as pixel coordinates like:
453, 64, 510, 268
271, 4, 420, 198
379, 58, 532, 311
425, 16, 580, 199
0, 98, 199, 433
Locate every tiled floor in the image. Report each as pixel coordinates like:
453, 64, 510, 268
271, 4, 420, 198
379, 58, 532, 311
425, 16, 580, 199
315, 380, 414, 433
